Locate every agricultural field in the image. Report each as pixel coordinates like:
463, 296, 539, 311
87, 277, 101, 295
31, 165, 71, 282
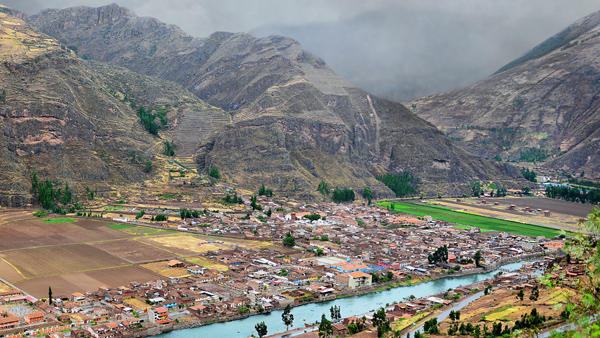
0, 217, 133, 250
138, 234, 271, 256
90, 239, 176, 263
0, 211, 278, 299
0, 244, 130, 280
379, 201, 562, 238
184, 256, 228, 271
14, 266, 162, 298
140, 261, 190, 278
435, 197, 591, 232
437, 286, 579, 334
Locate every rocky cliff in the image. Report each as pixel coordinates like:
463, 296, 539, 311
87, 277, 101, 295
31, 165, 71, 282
26, 4, 526, 198
0, 8, 227, 206
408, 10, 600, 178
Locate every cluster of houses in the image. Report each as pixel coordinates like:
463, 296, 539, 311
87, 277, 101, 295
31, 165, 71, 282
2, 195, 568, 338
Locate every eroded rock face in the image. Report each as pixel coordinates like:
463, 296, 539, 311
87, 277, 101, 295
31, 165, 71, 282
0, 9, 229, 206
408, 10, 600, 178
27, 4, 527, 197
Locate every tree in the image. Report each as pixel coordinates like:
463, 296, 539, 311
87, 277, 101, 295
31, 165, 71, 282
428, 245, 448, 264
258, 184, 273, 197
423, 318, 439, 334
62, 182, 72, 205
455, 310, 460, 321
330, 305, 341, 322
363, 187, 372, 205
304, 213, 321, 222
48, 286, 53, 305
386, 270, 394, 281
316, 248, 324, 256
331, 187, 355, 203
282, 304, 294, 331
318, 314, 333, 338
31, 171, 39, 194
557, 207, 600, 336
163, 140, 176, 156
521, 187, 531, 195
283, 233, 295, 247
255, 321, 268, 338
517, 289, 524, 301
372, 308, 391, 338
145, 160, 152, 173
317, 181, 330, 195
473, 250, 482, 267
529, 285, 539, 301
449, 310, 456, 322
209, 165, 220, 179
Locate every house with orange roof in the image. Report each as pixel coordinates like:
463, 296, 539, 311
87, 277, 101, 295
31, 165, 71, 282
335, 271, 372, 289
149, 307, 172, 324
24, 312, 45, 324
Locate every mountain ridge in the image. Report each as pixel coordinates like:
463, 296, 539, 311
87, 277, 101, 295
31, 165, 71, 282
409, 9, 600, 178
20, 4, 527, 200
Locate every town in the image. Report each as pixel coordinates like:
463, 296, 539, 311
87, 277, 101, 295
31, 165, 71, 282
0, 192, 569, 338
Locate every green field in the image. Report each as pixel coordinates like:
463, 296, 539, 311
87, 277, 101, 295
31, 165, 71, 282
379, 202, 560, 238
43, 218, 75, 223
451, 225, 493, 232
107, 223, 135, 230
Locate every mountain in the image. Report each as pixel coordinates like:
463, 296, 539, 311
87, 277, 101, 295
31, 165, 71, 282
24, 4, 527, 199
408, 10, 600, 178
0, 7, 228, 206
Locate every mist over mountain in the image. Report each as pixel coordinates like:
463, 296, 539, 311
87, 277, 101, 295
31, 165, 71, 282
3, 0, 600, 101
409, 9, 600, 178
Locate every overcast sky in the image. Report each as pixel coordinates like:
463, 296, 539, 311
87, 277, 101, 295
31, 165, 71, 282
3, 0, 600, 100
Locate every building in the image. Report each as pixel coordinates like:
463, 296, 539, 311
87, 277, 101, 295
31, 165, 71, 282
168, 260, 185, 268
335, 271, 372, 289
149, 307, 172, 324
0, 308, 19, 329
24, 312, 45, 324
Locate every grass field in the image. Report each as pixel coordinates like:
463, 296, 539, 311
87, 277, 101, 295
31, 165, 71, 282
379, 201, 561, 238
107, 224, 135, 230
451, 225, 492, 232
43, 218, 76, 223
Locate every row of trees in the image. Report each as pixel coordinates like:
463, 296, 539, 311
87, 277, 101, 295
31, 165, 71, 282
223, 193, 243, 204
331, 187, 355, 203
521, 167, 537, 182
32, 172, 74, 212
545, 185, 600, 204
179, 208, 200, 219
376, 172, 419, 197
258, 184, 273, 197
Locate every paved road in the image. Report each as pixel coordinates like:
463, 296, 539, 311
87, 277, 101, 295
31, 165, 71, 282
411, 291, 485, 334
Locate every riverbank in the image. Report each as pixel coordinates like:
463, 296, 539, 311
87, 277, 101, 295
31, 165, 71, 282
150, 259, 548, 338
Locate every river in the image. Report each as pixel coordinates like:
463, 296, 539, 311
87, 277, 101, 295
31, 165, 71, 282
156, 261, 534, 338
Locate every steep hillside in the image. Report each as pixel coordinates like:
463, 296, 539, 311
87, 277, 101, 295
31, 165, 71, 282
409, 10, 600, 178
0, 8, 227, 206
28, 4, 526, 198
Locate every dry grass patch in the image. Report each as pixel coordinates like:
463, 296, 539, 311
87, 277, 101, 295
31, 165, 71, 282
141, 261, 190, 278
184, 256, 228, 271
123, 297, 151, 310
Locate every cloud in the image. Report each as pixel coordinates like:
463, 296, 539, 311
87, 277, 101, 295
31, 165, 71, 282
3, 0, 600, 100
